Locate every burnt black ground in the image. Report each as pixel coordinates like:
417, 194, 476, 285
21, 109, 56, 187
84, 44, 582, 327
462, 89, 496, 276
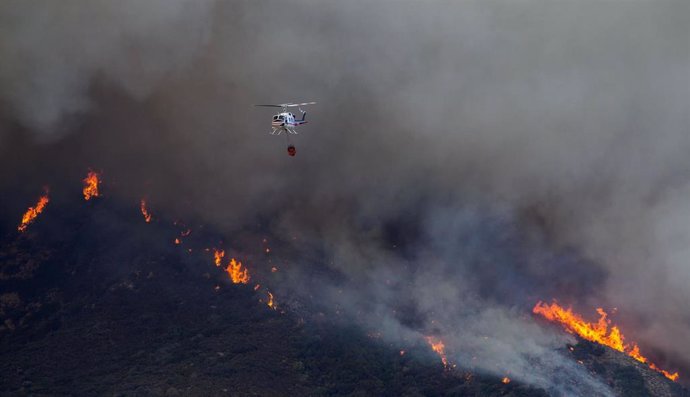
0, 194, 685, 396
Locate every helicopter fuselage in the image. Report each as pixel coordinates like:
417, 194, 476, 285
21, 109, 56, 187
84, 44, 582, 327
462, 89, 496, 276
255, 101, 314, 139
271, 111, 307, 135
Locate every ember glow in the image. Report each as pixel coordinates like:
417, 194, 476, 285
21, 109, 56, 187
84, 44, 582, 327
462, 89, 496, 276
18, 191, 50, 232
140, 199, 152, 223
82, 171, 100, 200
266, 291, 275, 309
502, 377, 511, 384
225, 258, 250, 284
533, 300, 679, 381
425, 336, 449, 369
213, 249, 225, 267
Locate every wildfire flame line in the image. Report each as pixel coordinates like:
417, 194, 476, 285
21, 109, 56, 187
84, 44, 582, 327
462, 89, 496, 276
267, 291, 275, 309
140, 199, 152, 223
18, 191, 50, 232
425, 336, 449, 369
533, 300, 679, 381
83, 171, 100, 200
225, 258, 250, 284
214, 249, 225, 267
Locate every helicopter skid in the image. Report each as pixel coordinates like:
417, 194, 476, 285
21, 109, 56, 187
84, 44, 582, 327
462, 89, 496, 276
271, 127, 298, 135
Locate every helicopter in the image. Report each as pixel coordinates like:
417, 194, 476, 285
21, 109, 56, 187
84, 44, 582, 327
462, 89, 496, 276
254, 102, 316, 156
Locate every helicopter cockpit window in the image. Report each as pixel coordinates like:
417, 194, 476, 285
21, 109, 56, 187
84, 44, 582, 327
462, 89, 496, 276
273, 115, 279, 121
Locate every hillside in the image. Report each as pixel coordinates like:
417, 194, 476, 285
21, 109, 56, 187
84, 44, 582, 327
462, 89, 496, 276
0, 195, 686, 396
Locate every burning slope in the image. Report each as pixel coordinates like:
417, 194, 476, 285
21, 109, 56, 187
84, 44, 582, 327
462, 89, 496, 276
533, 300, 679, 381
17, 191, 50, 232
82, 171, 100, 200
2, 192, 550, 397
9, 170, 684, 394
135, 198, 271, 309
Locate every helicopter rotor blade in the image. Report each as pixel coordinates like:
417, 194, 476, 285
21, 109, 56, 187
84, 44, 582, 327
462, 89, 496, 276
254, 104, 284, 108
283, 102, 317, 107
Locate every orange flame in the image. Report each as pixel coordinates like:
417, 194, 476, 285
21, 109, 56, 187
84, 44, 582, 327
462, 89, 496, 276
267, 291, 275, 309
425, 336, 449, 369
225, 258, 250, 284
82, 171, 100, 200
140, 199, 152, 223
533, 301, 679, 381
502, 377, 511, 384
18, 192, 50, 232
213, 249, 225, 267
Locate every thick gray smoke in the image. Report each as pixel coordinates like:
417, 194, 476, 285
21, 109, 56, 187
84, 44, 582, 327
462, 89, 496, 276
0, 0, 213, 137
1, 1, 688, 393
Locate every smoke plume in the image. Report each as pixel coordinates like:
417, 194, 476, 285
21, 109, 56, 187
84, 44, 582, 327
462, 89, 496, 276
1, 1, 688, 392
